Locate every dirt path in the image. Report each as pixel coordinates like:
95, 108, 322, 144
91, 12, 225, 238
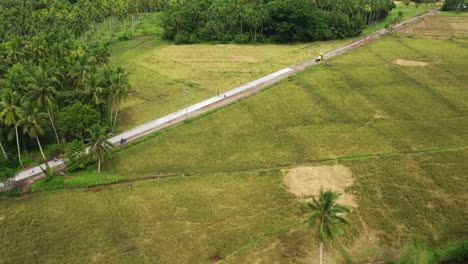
0, 9, 440, 192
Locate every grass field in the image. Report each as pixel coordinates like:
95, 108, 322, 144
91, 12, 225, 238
110, 3, 441, 130
110, 39, 350, 129
104, 37, 468, 177
361, 2, 439, 35
0, 171, 305, 263
398, 16, 468, 38
2, 152, 466, 263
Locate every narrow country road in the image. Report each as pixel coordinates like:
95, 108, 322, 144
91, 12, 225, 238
0, 9, 439, 191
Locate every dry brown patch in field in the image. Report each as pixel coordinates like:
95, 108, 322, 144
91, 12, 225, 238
283, 165, 356, 207
395, 59, 430, 67
233, 55, 258, 62
0, 215, 4, 222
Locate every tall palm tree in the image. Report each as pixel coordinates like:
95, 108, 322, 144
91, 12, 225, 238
27, 67, 60, 144
85, 73, 105, 111
0, 90, 24, 166
109, 67, 130, 130
17, 104, 48, 160
86, 124, 114, 173
305, 189, 350, 264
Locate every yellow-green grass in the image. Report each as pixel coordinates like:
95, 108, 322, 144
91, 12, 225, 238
1, 151, 466, 263
0, 171, 304, 263
361, 2, 439, 35
224, 151, 468, 263
110, 39, 351, 129
438, 11, 468, 17
104, 37, 468, 177
110, 3, 440, 130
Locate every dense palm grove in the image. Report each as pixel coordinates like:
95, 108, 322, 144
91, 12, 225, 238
162, 0, 397, 43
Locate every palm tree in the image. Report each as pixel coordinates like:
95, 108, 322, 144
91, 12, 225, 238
41, 163, 59, 182
2, 64, 28, 95
0, 125, 9, 160
84, 73, 105, 111
0, 90, 24, 166
18, 104, 48, 160
86, 124, 114, 173
305, 189, 350, 264
4, 37, 27, 65
27, 67, 60, 144
109, 67, 130, 130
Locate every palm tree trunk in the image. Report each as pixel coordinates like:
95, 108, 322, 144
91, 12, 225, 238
112, 105, 120, 131
109, 100, 113, 128
36, 137, 46, 160
15, 125, 23, 167
0, 140, 8, 160
319, 241, 323, 264
97, 157, 101, 173
47, 108, 60, 144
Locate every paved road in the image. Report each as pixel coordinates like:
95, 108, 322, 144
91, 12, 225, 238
0, 9, 438, 191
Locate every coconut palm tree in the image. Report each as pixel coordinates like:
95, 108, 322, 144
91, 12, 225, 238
17, 104, 48, 160
0, 90, 24, 166
86, 124, 114, 173
2, 63, 28, 95
84, 73, 105, 111
108, 66, 130, 131
27, 67, 60, 144
41, 163, 59, 182
305, 189, 350, 264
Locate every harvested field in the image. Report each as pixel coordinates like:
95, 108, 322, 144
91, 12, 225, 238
398, 16, 468, 38
395, 59, 430, 67
283, 165, 356, 207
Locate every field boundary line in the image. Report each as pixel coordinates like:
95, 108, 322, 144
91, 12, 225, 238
0, 8, 440, 191
14, 143, 466, 196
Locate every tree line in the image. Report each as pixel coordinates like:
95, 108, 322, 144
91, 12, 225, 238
442, 0, 468, 11
162, 0, 396, 44
0, 0, 137, 175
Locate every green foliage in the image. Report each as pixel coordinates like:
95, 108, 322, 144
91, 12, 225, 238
30, 171, 123, 192
40, 163, 59, 182
442, 0, 468, 12
57, 102, 101, 142
85, 124, 114, 173
64, 141, 90, 172
396, 240, 468, 264
0, 160, 17, 181
162, 0, 394, 43
305, 189, 350, 244
0, 188, 22, 198
0, 0, 132, 173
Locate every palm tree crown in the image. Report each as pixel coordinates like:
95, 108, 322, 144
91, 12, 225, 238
305, 189, 350, 264
17, 104, 49, 160
86, 124, 114, 173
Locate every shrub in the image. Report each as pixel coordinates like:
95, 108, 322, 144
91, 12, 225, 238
64, 141, 90, 172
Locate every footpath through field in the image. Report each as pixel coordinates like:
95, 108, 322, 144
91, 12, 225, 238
0, 9, 439, 191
